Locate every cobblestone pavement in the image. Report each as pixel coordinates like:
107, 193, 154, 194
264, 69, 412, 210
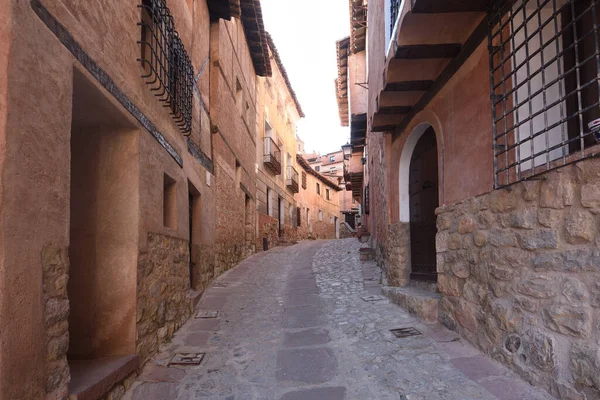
124, 239, 554, 400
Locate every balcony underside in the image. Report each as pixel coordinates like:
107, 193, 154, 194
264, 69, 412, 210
287, 181, 299, 194
371, 1, 490, 136
264, 156, 281, 175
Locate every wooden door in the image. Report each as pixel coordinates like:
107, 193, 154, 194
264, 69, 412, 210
409, 127, 438, 282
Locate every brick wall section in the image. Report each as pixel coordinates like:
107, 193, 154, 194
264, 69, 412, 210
136, 233, 192, 363
436, 158, 600, 399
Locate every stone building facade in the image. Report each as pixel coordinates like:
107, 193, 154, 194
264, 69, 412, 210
255, 34, 304, 250
296, 155, 343, 240
0, 0, 281, 398
339, 0, 600, 398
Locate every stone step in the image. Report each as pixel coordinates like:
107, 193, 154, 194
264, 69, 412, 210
359, 247, 375, 261
381, 286, 440, 324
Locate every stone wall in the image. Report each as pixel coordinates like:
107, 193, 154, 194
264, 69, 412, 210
191, 244, 215, 293
137, 233, 192, 363
383, 222, 411, 287
42, 244, 70, 400
436, 159, 600, 399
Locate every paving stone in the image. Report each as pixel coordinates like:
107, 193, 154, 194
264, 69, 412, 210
282, 305, 323, 329
282, 328, 331, 348
182, 332, 210, 347
276, 348, 337, 384
126, 239, 554, 400
188, 319, 220, 331
450, 355, 504, 381
279, 386, 346, 400
285, 293, 321, 306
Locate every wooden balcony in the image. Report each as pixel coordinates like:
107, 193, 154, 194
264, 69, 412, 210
286, 165, 299, 193
263, 137, 281, 175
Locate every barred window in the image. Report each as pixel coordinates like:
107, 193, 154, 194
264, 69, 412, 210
489, 0, 600, 187
296, 207, 302, 227
139, 0, 193, 134
301, 171, 307, 189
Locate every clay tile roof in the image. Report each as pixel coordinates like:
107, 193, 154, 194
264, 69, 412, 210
207, 0, 241, 20
336, 37, 350, 127
266, 33, 305, 118
296, 155, 342, 191
349, 0, 367, 53
240, 0, 272, 77
208, 0, 272, 77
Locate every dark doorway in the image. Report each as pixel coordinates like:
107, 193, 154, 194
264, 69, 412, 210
409, 127, 438, 282
188, 182, 200, 290
278, 197, 284, 238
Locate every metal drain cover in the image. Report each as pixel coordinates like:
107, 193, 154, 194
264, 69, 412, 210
390, 327, 421, 338
213, 282, 229, 288
169, 352, 205, 365
360, 294, 386, 302
195, 310, 219, 319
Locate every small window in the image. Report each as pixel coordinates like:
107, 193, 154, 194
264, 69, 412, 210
316, 182, 321, 195
301, 171, 307, 189
318, 210, 323, 221
330, 156, 335, 162
163, 173, 177, 229
326, 189, 330, 200
315, 166, 320, 172
297, 207, 302, 227
267, 188, 272, 216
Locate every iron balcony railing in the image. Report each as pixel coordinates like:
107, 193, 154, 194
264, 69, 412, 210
286, 165, 299, 193
263, 137, 282, 175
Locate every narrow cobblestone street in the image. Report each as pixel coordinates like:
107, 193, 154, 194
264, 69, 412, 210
124, 239, 553, 400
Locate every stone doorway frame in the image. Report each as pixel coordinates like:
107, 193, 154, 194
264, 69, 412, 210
396, 121, 445, 287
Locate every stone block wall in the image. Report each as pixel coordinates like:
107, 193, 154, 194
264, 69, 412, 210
383, 222, 411, 287
436, 159, 600, 399
137, 233, 192, 363
42, 244, 70, 400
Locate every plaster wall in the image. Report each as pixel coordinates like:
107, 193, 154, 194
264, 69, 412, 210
348, 50, 368, 116
0, 0, 224, 398
295, 171, 341, 240
255, 44, 302, 249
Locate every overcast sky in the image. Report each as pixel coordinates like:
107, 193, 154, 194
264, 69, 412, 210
260, 0, 350, 155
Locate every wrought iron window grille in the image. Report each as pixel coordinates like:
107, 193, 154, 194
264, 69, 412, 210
138, 0, 193, 135
489, 0, 600, 188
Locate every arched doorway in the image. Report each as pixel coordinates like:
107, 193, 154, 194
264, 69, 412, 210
408, 127, 438, 282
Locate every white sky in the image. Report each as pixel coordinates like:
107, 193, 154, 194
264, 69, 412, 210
260, 0, 350, 155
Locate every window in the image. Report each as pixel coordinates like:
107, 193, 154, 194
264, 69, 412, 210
352, 198, 356, 204
297, 207, 302, 227
163, 173, 177, 229
267, 188, 272, 216
330, 156, 335, 162
301, 171, 307, 189
235, 77, 243, 115
326, 189, 330, 200
139, 0, 193, 134
315, 166, 320, 172
489, 0, 600, 187
319, 210, 323, 221
316, 182, 321, 195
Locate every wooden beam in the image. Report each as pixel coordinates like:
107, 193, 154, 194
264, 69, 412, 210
411, 0, 491, 13
372, 124, 398, 132
378, 106, 412, 115
384, 80, 434, 92
392, 16, 489, 141
395, 44, 462, 59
